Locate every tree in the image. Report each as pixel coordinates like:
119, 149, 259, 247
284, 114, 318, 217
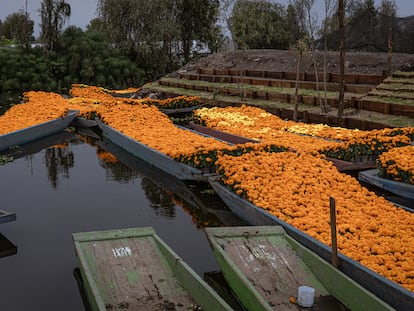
97, 0, 221, 79
40, 0, 71, 51
286, 4, 305, 46
229, 0, 290, 50
1, 11, 34, 47
338, 0, 345, 118
177, 0, 221, 62
293, 37, 307, 122
322, 0, 336, 112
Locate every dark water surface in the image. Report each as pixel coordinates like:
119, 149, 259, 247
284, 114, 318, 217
0, 132, 243, 311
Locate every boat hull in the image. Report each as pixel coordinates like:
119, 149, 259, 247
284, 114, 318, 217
0, 110, 78, 152
73, 227, 232, 311
0, 209, 16, 224
96, 119, 205, 181
359, 169, 414, 200
208, 179, 414, 311
206, 226, 394, 311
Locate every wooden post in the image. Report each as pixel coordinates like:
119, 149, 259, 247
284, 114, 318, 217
330, 197, 339, 268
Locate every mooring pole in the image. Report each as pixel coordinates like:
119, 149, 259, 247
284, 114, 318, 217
330, 196, 339, 268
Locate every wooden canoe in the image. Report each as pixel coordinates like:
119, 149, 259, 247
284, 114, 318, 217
72, 227, 233, 311
0, 110, 78, 152
96, 119, 206, 181
208, 179, 414, 311
206, 226, 394, 311
0, 233, 17, 259
0, 131, 77, 160
327, 157, 377, 172
358, 169, 414, 200
159, 106, 203, 115
0, 209, 16, 225
71, 116, 98, 128
186, 123, 376, 171
187, 122, 260, 145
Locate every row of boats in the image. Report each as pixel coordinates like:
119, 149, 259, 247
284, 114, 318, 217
0, 109, 413, 310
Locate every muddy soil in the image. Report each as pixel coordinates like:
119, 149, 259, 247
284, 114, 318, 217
171, 49, 414, 76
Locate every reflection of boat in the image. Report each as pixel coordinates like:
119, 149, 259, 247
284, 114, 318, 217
0, 131, 77, 160
95, 138, 244, 226
206, 226, 393, 311
0, 110, 78, 152
0, 233, 17, 259
358, 169, 414, 200
72, 227, 232, 311
208, 179, 414, 311
96, 119, 206, 181
0, 209, 16, 225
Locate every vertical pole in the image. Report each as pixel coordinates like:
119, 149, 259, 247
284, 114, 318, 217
330, 197, 339, 268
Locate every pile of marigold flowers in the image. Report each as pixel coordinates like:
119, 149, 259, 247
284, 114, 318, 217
377, 145, 414, 184
216, 150, 414, 292
194, 105, 414, 160
0, 91, 69, 135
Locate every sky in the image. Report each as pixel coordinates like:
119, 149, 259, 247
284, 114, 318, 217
1, 0, 414, 38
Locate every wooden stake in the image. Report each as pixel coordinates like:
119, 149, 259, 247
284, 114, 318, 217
330, 197, 339, 268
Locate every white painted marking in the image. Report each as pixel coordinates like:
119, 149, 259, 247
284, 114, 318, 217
112, 246, 132, 258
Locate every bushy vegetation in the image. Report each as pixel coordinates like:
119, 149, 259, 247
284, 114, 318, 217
0, 26, 144, 113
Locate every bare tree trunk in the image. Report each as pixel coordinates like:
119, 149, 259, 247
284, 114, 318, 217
337, 0, 345, 118
387, 27, 393, 77
293, 50, 303, 122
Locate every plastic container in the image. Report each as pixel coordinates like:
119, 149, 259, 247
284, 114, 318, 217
297, 285, 315, 307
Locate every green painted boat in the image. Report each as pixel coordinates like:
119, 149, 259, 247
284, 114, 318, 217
205, 226, 395, 311
72, 227, 233, 311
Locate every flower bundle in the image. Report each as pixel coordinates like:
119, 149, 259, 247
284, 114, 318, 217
69, 84, 114, 102
216, 150, 414, 292
175, 142, 287, 169
377, 145, 414, 184
319, 133, 411, 161
195, 106, 414, 161
0, 91, 69, 135
195, 105, 293, 129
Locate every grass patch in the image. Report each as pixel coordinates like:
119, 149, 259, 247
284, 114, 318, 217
160, 77, 362, 100
365, 94, 414, 106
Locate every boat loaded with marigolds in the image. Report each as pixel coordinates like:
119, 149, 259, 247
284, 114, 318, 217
0, 84, 413, 310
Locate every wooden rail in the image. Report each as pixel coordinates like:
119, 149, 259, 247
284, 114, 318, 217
180, 73, 373, 94
196, 68, 385, 85
160, 79, 414, 118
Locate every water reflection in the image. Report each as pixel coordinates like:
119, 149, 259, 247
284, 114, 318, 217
142, 177, 177, 218
0, 135, 231, 311
44, 143, 75, 188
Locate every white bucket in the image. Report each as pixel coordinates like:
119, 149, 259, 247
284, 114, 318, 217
297, 285, 315, 307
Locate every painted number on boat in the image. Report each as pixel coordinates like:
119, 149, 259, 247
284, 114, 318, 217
112, 246, 132, 258
240, 244, 278, 272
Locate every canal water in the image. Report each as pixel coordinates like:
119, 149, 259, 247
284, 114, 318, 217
0, 131, 245, 311
1, 129, 412, 311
